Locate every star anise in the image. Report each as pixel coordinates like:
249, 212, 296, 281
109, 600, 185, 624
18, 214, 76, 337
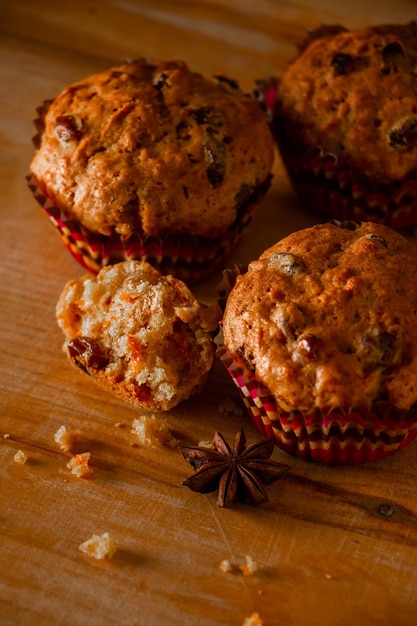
178, 430, 290, 508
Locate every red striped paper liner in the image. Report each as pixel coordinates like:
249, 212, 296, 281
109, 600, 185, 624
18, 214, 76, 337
218, 345, 417, 465
27, 174, 266, 284
277, 144, 417, 230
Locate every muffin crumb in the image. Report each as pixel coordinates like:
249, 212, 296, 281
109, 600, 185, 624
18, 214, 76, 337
78, 532, 116, 560
13, 450, 27, 464
131, 415, 179, 447
198, 440, 214, 449
67, 452, 92, 477
242, 613, 263, 626
219, 559, 234, 573
240, 555, 258, 577
54, 425, 79, 452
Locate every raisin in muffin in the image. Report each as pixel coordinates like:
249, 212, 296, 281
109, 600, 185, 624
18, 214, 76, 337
56, 260, 221, 411
269, 22, 417, 229
29, 59, 274, 283
219, 221, 417, 464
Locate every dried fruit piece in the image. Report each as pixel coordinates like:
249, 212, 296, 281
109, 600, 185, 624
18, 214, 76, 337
191, 106, 213, 125
67, 336, 109, 374
55, 115, 82, 141
381, 41, 406, 73
388, 118, 417, 151
203, 130, 226, 187
295, 333, 322, 363
362, 233, 388, 247
330, 53, 354, 76
267, 252, 304, 276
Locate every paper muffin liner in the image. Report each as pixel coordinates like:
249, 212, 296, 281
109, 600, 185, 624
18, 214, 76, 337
254, 76, 417, 230
277, 142, 417, 230
27, 173, 270, 284
218, 345, 417, 465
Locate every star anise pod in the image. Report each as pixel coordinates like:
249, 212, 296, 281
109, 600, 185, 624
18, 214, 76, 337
178, 429, 290, 508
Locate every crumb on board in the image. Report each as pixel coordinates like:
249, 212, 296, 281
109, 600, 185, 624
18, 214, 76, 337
78, 532, 116, 560
131, 415, 179, 447
220, 555, 258, 576
217, 398, 243, 416
240, 555, 258, 576
13, 450, 27, 464
198, 439, 214, 449
67, 452, 91, 477
3, 433, 10, 439
54, 425, 79, 452
242, 612, 263, 626
219, 559, 234, 573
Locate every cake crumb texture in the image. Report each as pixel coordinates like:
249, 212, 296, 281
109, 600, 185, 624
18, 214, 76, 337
78, 532, 116, 560
56, 260, 220, 411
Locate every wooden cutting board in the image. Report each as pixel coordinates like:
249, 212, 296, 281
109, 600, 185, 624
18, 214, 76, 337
2, 1, 417, 624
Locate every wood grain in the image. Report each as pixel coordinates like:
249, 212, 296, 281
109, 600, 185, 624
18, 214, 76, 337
2, 1, 417, 625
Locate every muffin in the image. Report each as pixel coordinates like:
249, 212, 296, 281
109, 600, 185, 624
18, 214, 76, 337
29, 59, 274, 283
219, 221, 417, 464
56, 260, 221, 411
268, 21, 417, 229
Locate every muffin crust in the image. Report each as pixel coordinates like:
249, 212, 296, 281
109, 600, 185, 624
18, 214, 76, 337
30, 59, 274, 239
274, 22, 417, 182
222, 222, 417, 414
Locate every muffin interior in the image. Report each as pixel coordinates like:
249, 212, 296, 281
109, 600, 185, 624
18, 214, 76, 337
57, 261, 220, 410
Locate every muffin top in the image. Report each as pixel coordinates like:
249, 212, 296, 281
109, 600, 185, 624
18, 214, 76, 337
274, 21, 417, 182
30, 59, 274, 239
56, 260, 220, 411
222, 222, 417, 414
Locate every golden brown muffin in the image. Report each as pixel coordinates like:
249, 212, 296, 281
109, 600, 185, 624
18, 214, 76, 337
270, 22, 417, 228
29, 59, 274, 280
220, 221, 417, 463
56, 260, 221, 411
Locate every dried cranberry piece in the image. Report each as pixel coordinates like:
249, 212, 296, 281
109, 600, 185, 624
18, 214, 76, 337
296, 333, 322, 363
378, 331, 400, 366
330, 53, 354, 76
331, 219, 360, 231
55, 115, 82, 142
389, 118, 417, 151
213, 75, 239, 90
153, 72, 169, 90
362, 233, 388, 247
236, 345, 256, 373
67, 336, 109, 374
359, 329, 400, 369
381, 41, 405, 73
203, 131, 226, 187
191, 106, 212, 125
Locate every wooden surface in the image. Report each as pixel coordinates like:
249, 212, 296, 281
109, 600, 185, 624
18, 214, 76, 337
2, 1, 417, 625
